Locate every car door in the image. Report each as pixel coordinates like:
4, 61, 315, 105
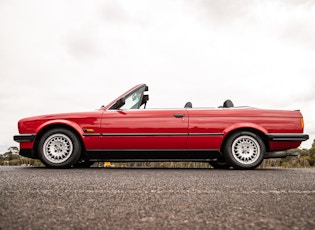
186, 109, 224, 150
100, 109, 188, 150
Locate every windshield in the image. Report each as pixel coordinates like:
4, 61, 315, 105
120, 87, 145, 110
107, 84, 148, 110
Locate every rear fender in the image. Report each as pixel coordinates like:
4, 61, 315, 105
223, 123, 268, 136
222, 123, 270, 152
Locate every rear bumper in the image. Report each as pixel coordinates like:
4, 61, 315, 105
266, 134, 309, 141
264, 151, 288, 159
14, 134, 36, 143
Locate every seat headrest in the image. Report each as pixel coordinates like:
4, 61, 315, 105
223, 100, 234, 108
184, 102, 192, 108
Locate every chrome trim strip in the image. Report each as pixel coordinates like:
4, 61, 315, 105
189, 133, 224, 137
99, 133, 224, 137
82, 133, 102, 137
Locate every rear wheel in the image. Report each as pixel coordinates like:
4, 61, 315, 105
223, 131, 265, 170
37, 128, 81, 168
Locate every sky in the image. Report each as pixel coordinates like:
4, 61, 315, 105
1, 0, 314, 153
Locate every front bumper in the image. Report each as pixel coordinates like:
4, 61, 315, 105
13, 134, 37, 159
14, 134, 36, 143
19, 149, 36, 159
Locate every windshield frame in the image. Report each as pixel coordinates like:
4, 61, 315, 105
104, 84, 148, 110
119, 86, 146, 110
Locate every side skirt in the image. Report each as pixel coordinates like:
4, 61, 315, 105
84, 150, 221, 162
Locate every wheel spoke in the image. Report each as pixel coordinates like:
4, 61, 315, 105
43, 133, 73, 164
231, 135, 260, 165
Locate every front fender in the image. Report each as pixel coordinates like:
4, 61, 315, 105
36, 119, 84, 136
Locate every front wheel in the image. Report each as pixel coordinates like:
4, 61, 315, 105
37, 128, 81, 168
223, 131, 265, 170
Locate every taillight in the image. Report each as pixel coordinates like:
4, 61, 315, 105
301, 118, 304, 129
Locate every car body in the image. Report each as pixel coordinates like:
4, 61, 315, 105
14, 84, 309, 169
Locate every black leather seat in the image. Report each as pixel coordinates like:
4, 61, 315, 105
184, 102, 192, 108
223, 100, 234, 108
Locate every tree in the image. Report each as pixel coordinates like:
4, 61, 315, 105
0, 146, 19, 163
3, 147, 20, 161
306, 139, 315, 166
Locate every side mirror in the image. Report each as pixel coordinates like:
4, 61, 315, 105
111, 98, 125, 109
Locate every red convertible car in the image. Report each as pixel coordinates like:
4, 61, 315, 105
14, 84, 309, 169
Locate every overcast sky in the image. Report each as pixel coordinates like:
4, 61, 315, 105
1, 0, 314, 153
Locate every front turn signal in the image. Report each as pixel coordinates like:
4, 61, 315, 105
301, 118, 304, 129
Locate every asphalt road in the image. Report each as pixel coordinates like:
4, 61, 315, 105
1, 167, 315, 230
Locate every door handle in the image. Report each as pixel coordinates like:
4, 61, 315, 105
173, 113, 185, 118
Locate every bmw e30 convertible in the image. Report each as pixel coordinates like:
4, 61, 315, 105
14, 84, 309, 169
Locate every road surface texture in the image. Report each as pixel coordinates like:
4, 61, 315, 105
1, 166, 315, 230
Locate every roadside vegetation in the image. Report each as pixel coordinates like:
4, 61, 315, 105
1, 139, 314, 168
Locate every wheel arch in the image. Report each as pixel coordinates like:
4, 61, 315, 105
34, 123, 86, 158
221, 126, 270, 153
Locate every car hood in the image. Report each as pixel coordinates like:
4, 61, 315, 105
19, 110, 102, 122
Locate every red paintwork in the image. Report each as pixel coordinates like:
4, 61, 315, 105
15, 84, 307, 158
101, 109, 188, 149
17, 111, 103, 150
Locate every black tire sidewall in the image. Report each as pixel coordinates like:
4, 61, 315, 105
37, 128, 81, 168
223, 131, 265, 170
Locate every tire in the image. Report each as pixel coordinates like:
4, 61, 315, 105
209, 157, 231, 169
37, 128, 81, 168
223, 131, 265, 170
